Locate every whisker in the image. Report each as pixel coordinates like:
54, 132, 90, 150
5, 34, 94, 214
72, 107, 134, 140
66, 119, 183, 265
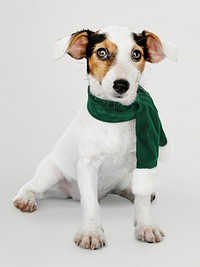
144, 65, 154, 75
77, 61, 86, 65
78, 66, 86, 71
91, 79, 98, 87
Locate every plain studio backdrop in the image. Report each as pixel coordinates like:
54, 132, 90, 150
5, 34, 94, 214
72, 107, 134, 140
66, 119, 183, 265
0, 0, 200, 266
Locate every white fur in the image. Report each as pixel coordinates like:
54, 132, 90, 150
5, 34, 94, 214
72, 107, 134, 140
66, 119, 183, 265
162, 40, 179, 62
132, 167, 159, 195
13, 25, 176, 249
134, 194, 165, 242
54, 36, 70, 60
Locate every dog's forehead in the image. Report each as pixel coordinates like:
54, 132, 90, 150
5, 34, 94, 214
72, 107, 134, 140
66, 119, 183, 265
99, 25, 135, 47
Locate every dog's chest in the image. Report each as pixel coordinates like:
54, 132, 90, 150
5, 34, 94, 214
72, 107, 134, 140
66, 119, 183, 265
93, 120, 136, 155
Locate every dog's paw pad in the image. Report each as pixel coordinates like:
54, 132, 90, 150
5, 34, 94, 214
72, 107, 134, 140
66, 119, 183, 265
13, 198, 37, 213
74, 228, 106, 250
135, 225, 165, 243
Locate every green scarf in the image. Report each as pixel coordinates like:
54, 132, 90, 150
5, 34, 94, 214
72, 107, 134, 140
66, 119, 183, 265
87, 85, 167, 169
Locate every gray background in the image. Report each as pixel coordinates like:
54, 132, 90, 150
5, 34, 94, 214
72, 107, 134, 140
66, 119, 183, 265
1, 0, 200, 266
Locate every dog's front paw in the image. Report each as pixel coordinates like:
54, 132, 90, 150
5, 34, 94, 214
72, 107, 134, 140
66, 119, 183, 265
135, 224, 165, 243
74, 227, 106, 250
13, 197, 37, 213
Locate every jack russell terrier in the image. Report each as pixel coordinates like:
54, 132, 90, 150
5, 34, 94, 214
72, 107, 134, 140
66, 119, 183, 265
13, 25, 178, 250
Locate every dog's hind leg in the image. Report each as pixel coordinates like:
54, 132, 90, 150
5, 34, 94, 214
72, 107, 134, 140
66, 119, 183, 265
112, 176, 156, 203
112, 188, 135, 203
13, 154, 70, 212
112, 188, 156, 203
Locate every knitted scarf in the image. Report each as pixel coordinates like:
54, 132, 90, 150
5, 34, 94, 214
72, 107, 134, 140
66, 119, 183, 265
87, 85, 167, 169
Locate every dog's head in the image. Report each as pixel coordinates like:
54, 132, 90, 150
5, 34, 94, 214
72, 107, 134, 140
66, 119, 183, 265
55, 25, 178, 105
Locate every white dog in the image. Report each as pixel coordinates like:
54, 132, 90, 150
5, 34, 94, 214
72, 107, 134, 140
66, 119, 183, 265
13, 25, 177, 250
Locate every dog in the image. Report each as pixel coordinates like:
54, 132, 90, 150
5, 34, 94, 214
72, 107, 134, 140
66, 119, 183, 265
13, 25, 178, 250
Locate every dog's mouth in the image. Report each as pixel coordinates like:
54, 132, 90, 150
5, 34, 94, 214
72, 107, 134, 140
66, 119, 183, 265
115, 94, 124, 98
112, 90, 126, 98
113, 92, 127, 99
110, 90, 137, 105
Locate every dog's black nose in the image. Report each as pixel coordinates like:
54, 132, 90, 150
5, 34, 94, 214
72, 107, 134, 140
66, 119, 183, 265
113, 79, 130, 94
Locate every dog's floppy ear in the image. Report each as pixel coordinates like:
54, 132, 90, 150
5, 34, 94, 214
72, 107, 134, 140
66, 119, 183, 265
54, 31, 90, 60
143, 31, 179, 63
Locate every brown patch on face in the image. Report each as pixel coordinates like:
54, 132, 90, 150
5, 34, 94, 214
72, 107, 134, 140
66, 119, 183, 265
88, 39, 117, 81
132, 44, 146, 72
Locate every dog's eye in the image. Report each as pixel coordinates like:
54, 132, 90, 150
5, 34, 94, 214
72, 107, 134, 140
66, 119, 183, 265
131, 50, 142, 61
97, 48, 109, 60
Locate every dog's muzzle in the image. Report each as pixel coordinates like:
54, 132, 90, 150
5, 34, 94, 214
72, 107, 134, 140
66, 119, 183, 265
113, 79, 130, 94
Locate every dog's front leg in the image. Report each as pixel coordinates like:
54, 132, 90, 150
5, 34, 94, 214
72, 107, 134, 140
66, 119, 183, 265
74, 157, 105, 250
134, 194, 165, 243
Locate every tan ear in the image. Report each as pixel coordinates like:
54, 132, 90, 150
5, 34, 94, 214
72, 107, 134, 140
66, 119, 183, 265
54, 31, 89, 60
145, 31, 165, 63
67, 32, 89, 59
143, 31, 179, 63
